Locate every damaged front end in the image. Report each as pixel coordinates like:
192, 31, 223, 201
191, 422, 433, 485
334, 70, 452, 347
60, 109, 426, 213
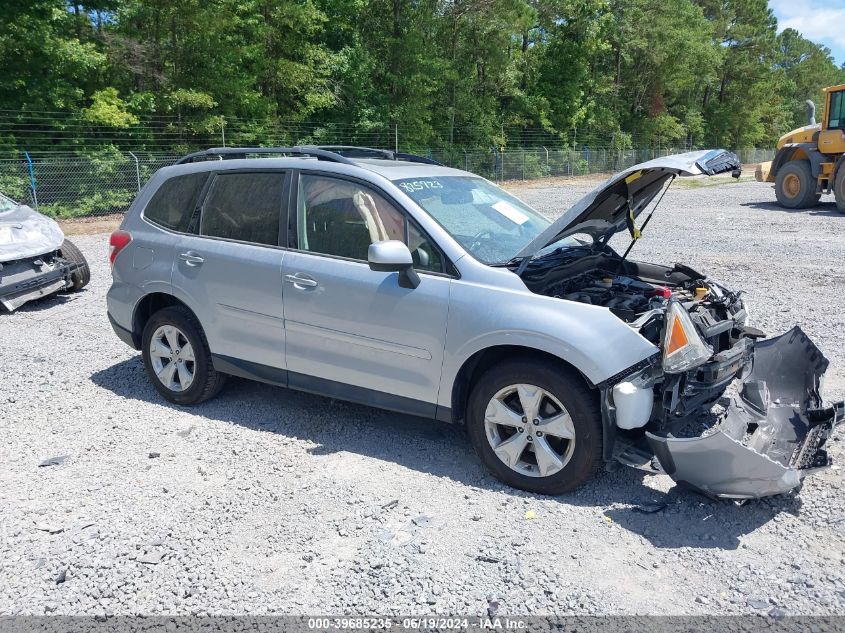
510, 148, 842, 499
609, 321, 843, 500
520, 247, 843, 499
0, 195, 78, 311
0, 251, 79, 311
645, 327, 843, 499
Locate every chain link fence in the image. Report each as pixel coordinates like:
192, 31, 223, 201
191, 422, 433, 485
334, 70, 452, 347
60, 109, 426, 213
0, 147, 774, 219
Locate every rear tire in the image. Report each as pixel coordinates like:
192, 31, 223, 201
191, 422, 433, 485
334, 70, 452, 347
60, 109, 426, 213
141, 306, 226, 405
775, 161, 820, 209
59, 239, 90, 291
466, 358, 602, 495
835, 163, 845, 214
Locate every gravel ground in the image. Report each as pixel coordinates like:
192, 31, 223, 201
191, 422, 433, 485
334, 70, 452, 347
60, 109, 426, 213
1, 178, 844, 617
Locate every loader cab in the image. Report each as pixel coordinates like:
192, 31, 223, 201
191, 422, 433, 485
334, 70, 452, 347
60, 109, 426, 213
818, 85, 845, 157
823, 86, 845, 132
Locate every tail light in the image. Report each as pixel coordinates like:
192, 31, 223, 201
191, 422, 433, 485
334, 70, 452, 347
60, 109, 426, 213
662, 300, 713, 373
109, 230, 132, 265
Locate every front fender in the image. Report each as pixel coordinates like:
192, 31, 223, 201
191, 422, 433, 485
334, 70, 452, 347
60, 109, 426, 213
437, 280, 658, 408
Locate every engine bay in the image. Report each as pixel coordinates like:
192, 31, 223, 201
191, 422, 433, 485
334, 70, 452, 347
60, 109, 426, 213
542, 271, 672, 318
518, 248, 748, 352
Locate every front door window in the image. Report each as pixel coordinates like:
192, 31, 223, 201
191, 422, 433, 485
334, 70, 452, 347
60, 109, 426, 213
296, 174, 443, 272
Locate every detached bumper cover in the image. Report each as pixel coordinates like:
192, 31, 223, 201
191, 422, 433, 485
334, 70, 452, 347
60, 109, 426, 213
647, 327, 843, 499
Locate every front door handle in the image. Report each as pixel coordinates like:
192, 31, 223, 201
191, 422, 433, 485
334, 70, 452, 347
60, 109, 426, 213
179, 251, 204, 267
285, 273, 318, 288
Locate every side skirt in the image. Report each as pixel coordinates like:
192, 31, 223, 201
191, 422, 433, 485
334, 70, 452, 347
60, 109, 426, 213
211, 354, 449, 421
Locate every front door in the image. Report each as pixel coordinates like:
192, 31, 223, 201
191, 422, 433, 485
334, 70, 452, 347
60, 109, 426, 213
171, 169, 289, 375
281, 172, 451, 413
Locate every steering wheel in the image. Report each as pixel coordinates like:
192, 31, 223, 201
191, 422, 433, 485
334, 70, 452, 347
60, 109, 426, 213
468, 229, 496, 253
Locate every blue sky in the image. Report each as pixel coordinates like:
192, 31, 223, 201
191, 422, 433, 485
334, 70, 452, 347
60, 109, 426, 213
770, 0, 845, 66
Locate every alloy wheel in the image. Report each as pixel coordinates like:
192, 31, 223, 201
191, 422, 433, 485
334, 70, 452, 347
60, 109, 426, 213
149, 324, 196, 392
484, 383, 576, 477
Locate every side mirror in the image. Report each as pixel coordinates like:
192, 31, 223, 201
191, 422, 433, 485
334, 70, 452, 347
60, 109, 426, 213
368, 240, 420, 289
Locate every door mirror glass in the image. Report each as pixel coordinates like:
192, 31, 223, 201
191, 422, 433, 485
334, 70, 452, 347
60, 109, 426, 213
368, 240, 420, 289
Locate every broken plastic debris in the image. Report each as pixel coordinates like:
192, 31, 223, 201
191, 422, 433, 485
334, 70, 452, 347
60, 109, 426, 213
38, 455, 68, 467
632, 502, 667, 514
602, 515, 613, 523
412, 515, 433, 527
524, 510, 536, 520
137, 549, 165, 565
476, 555, 501, 564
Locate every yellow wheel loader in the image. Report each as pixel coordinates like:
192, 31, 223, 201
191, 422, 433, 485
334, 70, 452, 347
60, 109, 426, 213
756, 85, 845, 212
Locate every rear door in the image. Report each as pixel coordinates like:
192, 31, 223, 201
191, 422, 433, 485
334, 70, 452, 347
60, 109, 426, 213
171, 169, 290, 376
280, 171, 452, 413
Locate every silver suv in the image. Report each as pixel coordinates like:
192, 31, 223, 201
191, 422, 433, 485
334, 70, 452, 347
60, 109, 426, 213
107, 146, 841, 499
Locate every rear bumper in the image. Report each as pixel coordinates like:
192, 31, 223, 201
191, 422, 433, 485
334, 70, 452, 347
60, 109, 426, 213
108, 310, 138, 349
0, 256, 77, 311
647, 327, 842, 499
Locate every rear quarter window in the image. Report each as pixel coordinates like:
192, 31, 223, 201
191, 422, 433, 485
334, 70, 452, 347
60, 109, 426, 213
144, 172, 208, 232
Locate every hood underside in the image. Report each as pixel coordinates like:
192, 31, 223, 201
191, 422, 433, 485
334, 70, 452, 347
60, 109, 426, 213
0, 203, 65, 262
515, 149, 741, 259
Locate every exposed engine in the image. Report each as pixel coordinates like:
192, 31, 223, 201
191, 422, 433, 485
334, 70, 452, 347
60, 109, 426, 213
535, 266, 748, 352
543, 271, 669, 319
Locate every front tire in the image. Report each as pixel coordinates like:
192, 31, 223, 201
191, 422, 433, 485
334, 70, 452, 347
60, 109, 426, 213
835, 163, 845, 214
141, 306, 226, 405
58, 239, 90, 291
775, 160, 820, 209
466, 358, 602, 495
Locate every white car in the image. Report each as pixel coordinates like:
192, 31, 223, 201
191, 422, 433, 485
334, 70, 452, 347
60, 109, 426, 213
0, 192, 90, 311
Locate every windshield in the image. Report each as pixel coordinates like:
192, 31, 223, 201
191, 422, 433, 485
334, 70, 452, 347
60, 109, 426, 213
0, 192, 18, 214
393, 176, 550, 264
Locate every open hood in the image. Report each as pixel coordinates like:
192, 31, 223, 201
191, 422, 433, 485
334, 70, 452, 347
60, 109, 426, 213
514, 149, 741, 260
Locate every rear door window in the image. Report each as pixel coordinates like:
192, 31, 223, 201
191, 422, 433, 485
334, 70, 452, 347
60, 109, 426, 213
200, 172, 286, 246
144, 172, 208, 232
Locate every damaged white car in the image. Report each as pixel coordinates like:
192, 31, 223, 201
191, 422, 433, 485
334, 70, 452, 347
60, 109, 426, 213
106, 146, 842, 501
0, 192, 90, 311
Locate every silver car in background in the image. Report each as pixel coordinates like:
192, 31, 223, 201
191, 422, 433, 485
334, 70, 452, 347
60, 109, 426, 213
0, 192, 90, 311
106, 146, 842, 500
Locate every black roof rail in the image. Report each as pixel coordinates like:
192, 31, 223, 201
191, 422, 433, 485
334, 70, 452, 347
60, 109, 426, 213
174, 145, 445, 167
311, 145, 444, 166
175, 146, 356, 165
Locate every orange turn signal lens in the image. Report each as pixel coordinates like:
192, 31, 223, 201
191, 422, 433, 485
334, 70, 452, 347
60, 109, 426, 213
666, 314, 689, 356
662, 300, 713, 373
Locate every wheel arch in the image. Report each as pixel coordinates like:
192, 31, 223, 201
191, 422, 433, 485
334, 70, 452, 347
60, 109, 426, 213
131, 292, 196, 349
773, 144, 825, 179
448, 345, 596, 426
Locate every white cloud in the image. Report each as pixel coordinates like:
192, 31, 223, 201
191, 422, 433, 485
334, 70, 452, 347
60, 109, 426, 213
780, 11, 845, 43
770, 0, 845, 60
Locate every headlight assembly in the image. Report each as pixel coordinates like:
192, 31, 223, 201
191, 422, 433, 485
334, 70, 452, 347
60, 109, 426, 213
662, 300, 713, 373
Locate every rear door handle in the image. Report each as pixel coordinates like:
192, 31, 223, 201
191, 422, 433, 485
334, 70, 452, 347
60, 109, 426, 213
285, 273, 318, 288
179, 251, 204, 267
